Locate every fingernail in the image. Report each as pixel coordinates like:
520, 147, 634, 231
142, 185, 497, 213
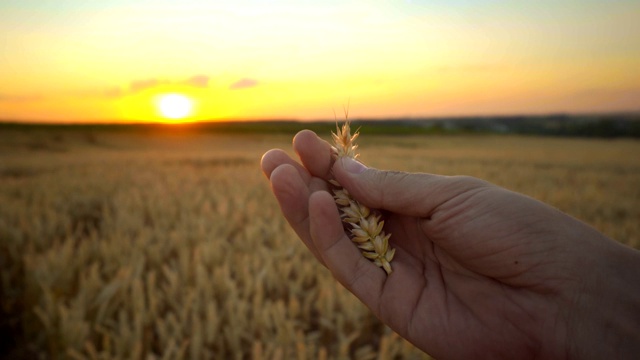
342, 157, 367, 174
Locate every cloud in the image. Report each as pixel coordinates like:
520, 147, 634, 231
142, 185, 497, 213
0, 74, 211, 103
130, 79, 164, 92
436, 64, 508, 73
103, 87, 124, 98
72, 87, 123, 99
0, 75, 212, 104
129, 75, 210, 93
0, 89, 124, 103
0, 93, 44, 103
183, 75, 209, 88
229, 78, 258, 90
561, 87, 640, 112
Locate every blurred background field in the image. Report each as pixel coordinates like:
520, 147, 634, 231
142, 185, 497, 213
1, 126, 638, 359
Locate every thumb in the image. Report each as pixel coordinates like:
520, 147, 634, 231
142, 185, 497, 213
333, 157, 489, 218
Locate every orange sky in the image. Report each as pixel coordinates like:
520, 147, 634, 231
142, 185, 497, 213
1, 0, 639, 123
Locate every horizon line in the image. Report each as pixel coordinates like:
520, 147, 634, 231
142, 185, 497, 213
1, 110, 639, 126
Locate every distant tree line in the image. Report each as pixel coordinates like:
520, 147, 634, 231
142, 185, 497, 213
358, 114, 640, 138
1, 113, 638, 138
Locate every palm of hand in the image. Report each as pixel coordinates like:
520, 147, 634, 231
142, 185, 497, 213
376, 184, 572, 359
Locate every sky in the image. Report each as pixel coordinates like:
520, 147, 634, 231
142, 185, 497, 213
0, 0, 639, 123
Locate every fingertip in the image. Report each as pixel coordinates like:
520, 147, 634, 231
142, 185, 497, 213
293, 130, 334, 180
292, 130, 318, 160
293, 129, 319, 148
270, 163, 301, 194
260, 149, 287, 179
261, 148, 313, 185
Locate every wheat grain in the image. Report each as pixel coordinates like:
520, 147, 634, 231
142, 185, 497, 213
330, 122, 396, 275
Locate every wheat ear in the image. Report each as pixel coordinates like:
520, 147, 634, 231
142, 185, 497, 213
329, 122, 395, 275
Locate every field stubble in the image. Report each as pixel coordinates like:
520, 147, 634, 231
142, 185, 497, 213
0, 129, 638, 359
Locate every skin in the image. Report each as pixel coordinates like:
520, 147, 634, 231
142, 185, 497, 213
260, 130, 640, 360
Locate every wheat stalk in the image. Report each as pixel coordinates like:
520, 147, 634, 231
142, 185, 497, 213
330, 122, 395, 275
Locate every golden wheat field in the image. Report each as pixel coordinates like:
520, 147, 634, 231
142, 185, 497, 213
1, 127, 639, 359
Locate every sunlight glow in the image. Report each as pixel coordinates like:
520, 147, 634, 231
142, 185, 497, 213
156, 94, 193, 120
0, 1, 638, 122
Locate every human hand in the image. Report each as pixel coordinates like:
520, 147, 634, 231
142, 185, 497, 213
261, 130, 640, 359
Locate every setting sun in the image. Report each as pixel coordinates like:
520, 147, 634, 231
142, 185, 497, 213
156, 94, 193, 120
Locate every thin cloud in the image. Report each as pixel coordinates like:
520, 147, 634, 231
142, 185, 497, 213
130, 79, 163, 92
183, 75, 209, 88
436, 64, 508, 73
103, 87, 123, 98
0, 75, 212, 103
0, 93, 44, 103
562, 87, 640, 112
72, 87, 123, 99
0, 89, 121, 102
229, 78, 258, 90
128, 75, 210, 93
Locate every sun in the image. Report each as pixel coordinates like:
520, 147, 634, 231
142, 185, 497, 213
156, 93, 193, 120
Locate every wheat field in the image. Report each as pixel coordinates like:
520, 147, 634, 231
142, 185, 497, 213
1, 128, 638, 359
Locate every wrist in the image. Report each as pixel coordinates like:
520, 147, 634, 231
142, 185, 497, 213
566, 232, 640, 359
